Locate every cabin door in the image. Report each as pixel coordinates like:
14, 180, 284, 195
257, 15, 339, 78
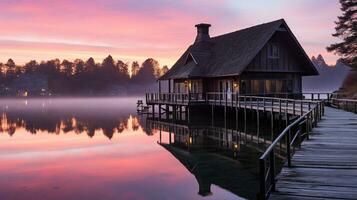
226, 81, 232, 101
219, 80, 232, 100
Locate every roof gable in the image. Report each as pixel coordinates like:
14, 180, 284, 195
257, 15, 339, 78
185, 53, 198, 65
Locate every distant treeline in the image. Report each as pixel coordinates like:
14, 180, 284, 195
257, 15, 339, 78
0, 55, 168, 96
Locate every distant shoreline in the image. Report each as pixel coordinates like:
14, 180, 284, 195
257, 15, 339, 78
0, 94, 146, 99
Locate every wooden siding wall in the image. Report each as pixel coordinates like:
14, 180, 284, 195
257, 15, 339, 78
246, 32, 304, 73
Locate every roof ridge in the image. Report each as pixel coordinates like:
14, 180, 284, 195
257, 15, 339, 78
210, 18, 284, 40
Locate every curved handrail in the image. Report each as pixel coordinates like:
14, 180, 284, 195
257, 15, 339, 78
258, 100, 324, 200
259, 110, 311, 159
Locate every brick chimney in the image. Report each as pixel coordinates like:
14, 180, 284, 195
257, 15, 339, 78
195, 23, 211, 43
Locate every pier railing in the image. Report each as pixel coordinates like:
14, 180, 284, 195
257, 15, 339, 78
330, 98, 357, 114
146, 93, 205, 104
146, 92, 340, 104
146, 92, 322, 116
258, 101, 324, 200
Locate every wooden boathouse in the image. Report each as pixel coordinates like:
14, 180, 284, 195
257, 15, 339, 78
146, 19, 319, 118
158, 19, 317, 98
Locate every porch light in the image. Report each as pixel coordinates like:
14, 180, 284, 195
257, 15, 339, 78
234, 143, 240, 150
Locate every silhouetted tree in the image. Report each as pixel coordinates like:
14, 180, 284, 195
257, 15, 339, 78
5, 59, 16, 79
131, 61, 140, 76
161, 65, 169, 76
24, 60, 38, 74
132, 58, 159, 84
74, 59, 85, 74
61, 60, 73, 76
85, 57, 97, 73
101, 55, 118, 83
0, 63, 4, 77
117, 60, 129, 74
5, 59, 15, 69
327, 0, 356, 68
116, 60, 130, 84
0, 56, 166, 96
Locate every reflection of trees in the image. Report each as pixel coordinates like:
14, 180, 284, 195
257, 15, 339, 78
0, 110, 143, 139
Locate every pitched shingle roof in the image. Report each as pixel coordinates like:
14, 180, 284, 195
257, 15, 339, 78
160, 19, 317, 80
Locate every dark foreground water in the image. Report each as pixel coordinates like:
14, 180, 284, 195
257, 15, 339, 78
0, 98, 276, 200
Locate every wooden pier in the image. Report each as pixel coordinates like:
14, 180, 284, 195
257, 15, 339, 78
269, 107, 357, 200
143, 92, 357, 200
145, 92, 325, 121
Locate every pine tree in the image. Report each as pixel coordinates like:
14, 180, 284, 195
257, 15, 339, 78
327, 0, 357, 68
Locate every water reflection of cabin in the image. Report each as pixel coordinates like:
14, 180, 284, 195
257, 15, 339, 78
152, 120, 261, 199
158, 19, 317, 97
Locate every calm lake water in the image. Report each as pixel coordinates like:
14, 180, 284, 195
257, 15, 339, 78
0, 97, 276, 200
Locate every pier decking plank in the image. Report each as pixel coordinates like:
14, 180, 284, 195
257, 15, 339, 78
270, 107, 357, 200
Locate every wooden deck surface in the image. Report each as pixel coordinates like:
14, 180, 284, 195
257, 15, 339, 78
270, 107, 357, 200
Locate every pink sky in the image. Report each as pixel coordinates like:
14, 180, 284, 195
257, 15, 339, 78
0, 0, 341, 66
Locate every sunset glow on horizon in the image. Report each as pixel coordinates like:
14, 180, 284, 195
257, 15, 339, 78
0, 0, 341, 66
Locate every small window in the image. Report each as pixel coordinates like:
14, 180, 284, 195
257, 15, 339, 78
268, 43, 280, 58
268, 43, 280, 69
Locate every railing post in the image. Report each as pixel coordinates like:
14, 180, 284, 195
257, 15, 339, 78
336, 99, 339, 109
232, 92, 234, 107
259, 159, 266, 200
286, 129, 291, 167
236, 93, 239, 107
225, 92, 228, 107
298, 123, 303, 148
270, 150, 276, 192
306, 113, 310, 140
300, 101, 303, 116
219, 93, 223, 105
314, 107, 318, 127
251, 97, 253, 110
327, 93, 329, 102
